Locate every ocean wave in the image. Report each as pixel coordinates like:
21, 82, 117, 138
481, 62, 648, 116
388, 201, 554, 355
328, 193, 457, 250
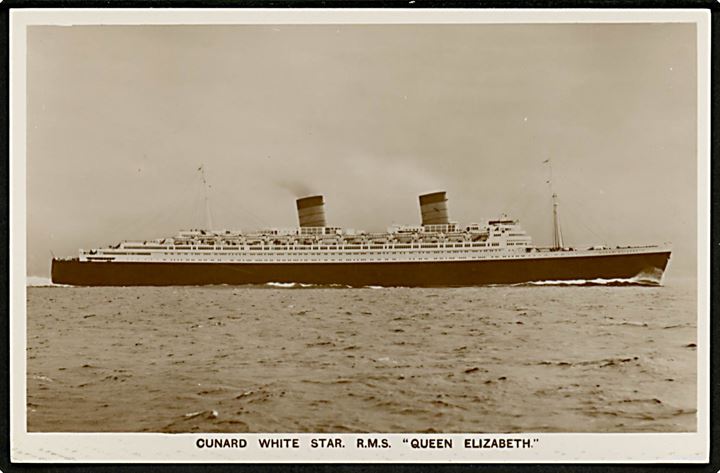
264, 282, 351, 289
268, 283, 394, 289
515, 277, 661, 287
266, 282, 304, 288
26, 276, 662, 288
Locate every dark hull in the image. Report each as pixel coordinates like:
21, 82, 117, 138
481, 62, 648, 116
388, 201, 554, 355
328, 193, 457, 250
51, 251, 671, 287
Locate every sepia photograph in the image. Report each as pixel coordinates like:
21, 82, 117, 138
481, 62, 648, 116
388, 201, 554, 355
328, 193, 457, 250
10, 8, 709, 463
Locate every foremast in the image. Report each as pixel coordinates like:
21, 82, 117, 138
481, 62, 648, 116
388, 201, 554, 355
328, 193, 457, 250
198, 164, 214, 231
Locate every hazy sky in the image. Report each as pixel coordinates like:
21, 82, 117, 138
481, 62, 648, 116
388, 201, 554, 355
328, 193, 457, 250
26, 23, 697, 277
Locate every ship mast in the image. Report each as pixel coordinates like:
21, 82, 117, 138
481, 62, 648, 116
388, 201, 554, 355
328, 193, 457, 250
544, 158, 564, 250
552, 192, 564, 250
198, 164, 214, 230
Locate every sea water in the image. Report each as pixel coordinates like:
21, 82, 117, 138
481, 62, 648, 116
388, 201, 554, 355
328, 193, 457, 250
25, 279, 697, 432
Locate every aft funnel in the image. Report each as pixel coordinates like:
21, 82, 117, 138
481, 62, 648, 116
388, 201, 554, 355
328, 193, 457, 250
296, 195, 327, 228
419, 191, 450, 226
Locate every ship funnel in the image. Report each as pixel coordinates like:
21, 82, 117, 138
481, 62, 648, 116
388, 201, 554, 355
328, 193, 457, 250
296, 195, 327, 228
419, 191, 450, 226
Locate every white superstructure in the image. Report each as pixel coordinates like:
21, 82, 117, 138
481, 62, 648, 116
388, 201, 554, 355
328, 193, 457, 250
79, 216, 666, 264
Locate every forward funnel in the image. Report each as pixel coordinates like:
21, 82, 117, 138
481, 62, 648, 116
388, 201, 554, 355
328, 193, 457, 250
419, 191, 450, 226
296, 195, 327, 228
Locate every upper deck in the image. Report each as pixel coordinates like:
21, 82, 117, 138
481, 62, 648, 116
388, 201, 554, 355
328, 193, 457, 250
76, 218, 669, 264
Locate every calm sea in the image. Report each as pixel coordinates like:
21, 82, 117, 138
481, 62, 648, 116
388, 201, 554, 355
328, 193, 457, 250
26, 279, 697, 433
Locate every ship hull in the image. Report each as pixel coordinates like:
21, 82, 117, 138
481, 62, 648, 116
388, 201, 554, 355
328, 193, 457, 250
51, 251, 671, 287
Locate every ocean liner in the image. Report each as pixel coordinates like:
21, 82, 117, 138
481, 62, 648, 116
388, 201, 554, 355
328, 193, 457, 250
51, 190, 672, 287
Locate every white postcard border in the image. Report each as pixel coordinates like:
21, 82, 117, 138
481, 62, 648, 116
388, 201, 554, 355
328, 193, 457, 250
9, 8, 711, 464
